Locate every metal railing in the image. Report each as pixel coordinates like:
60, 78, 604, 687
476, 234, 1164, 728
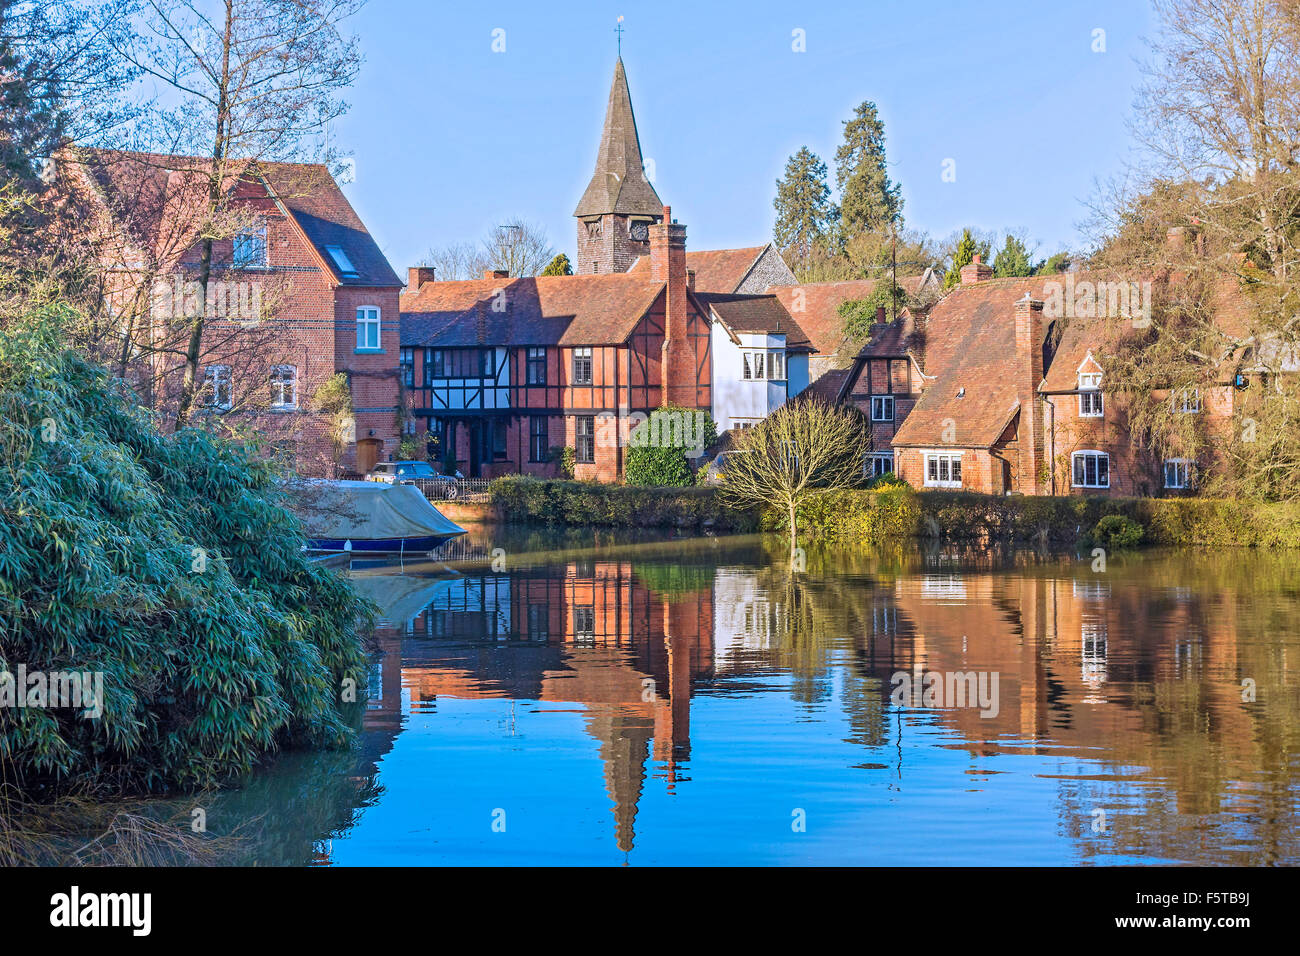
402, 476, 493, 503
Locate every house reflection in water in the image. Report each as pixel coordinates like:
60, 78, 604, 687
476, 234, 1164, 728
359, 559, 714, 853
349, 546, 1298, 864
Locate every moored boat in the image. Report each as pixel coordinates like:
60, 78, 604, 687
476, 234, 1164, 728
292, 479, 467, 554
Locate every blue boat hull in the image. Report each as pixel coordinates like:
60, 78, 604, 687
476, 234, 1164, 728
306, 533, 460, 554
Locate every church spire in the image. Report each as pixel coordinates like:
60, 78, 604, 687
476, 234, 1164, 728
573, 58, 663, 218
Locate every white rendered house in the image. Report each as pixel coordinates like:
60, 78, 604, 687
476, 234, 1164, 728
697, 293, 814, 434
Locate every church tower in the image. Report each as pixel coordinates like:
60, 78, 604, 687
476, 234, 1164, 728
573, 58, 664, 274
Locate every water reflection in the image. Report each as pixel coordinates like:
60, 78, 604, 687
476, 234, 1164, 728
221, 533, 1300, 865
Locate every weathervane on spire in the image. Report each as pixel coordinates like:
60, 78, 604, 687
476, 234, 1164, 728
614, 16, 624, 57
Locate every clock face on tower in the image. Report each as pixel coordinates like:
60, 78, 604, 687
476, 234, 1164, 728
629, 221, 649, 241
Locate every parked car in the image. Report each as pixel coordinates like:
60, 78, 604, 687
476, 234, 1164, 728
701, 450, 748, 485
366, 460, 460, 499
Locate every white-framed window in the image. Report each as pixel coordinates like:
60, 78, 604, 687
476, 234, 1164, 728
201, 364, 232, 411
269, 364, 297, 409
572, 347, 593, 385
923, 451, 962, 488
1078, 372, 1103, 417
356, 306, 381, 350
1072, 450, 1110, 488
864, 452, 894, 478
767, 350, 786, 381
233, 225, 267, 269
1172, 387, 1201, 414
742, 351, 766, 381
1163, 458, 1194, 489
871, 395, 895, 422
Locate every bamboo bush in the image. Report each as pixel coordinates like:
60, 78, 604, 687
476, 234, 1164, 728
0, 309, 370, 794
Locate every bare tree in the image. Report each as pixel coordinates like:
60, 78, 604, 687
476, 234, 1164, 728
481, 219, 554, 277
420, 219, 556, 281
417, 239, 488, 281
111, 0, 366, 426
720, 399, 870, 566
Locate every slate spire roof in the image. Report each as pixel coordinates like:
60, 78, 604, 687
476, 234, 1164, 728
573, 57, 663, 218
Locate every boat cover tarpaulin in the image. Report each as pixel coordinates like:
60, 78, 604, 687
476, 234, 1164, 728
293, 480, 466, 543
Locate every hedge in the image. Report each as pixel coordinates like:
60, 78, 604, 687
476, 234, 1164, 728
793, 489, 1300, 548
489, 476, 1300, 548
488, 476, 757, 532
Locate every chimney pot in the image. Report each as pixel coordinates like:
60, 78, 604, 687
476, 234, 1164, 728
960, 256, 994, 284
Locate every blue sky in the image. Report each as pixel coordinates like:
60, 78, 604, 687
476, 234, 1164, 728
334, 0, 1154, 272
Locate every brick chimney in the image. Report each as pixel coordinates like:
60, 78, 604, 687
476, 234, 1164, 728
961, 254, 993, 284
408, 266, 436, 291
649, 205, 693, 407
1015, 294, 1046, 494
483, 268, 509, 280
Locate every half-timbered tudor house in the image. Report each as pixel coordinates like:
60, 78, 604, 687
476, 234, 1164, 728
399, 213, 712, 481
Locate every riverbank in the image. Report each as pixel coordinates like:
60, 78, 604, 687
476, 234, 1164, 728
477, 477, 1300, 548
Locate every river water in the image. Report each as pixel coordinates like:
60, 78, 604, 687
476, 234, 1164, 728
207, 529, 1300, 866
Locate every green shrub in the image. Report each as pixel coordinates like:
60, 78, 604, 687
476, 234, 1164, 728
1090, 514, 1145, 549
624, 406, 716, 487
553, 445, 575, 480
487, 476, 755, 531
0, 312, 370, 793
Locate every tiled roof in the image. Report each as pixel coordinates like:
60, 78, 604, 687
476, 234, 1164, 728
628, 246, 767, 293
804, 367, 853, 403
260, 162, 402, 287
696, 293, 814, 351
400, 274, 667, 347
73, 149, 400, 287
573, 58, 663, 218
768, 275, 931, 358
891, 276, 1054, 448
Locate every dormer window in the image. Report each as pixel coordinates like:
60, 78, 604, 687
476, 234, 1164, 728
326, 244, 359, 279
1078, 372, 1103, 417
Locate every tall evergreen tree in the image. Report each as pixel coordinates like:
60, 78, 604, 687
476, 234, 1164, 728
834, 101, 903, 239
992, 234, 1034, 277
773, 146, 838, 269
943, 228, 979, 290
540, 252, 573, 276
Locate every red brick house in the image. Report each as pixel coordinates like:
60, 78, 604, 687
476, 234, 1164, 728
65, 150, 403, 477
828, 254, 1262, 497
399, 209, 712, 481
769, 271, 941, 384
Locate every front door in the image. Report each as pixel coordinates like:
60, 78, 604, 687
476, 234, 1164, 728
356, 438, 382, 475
